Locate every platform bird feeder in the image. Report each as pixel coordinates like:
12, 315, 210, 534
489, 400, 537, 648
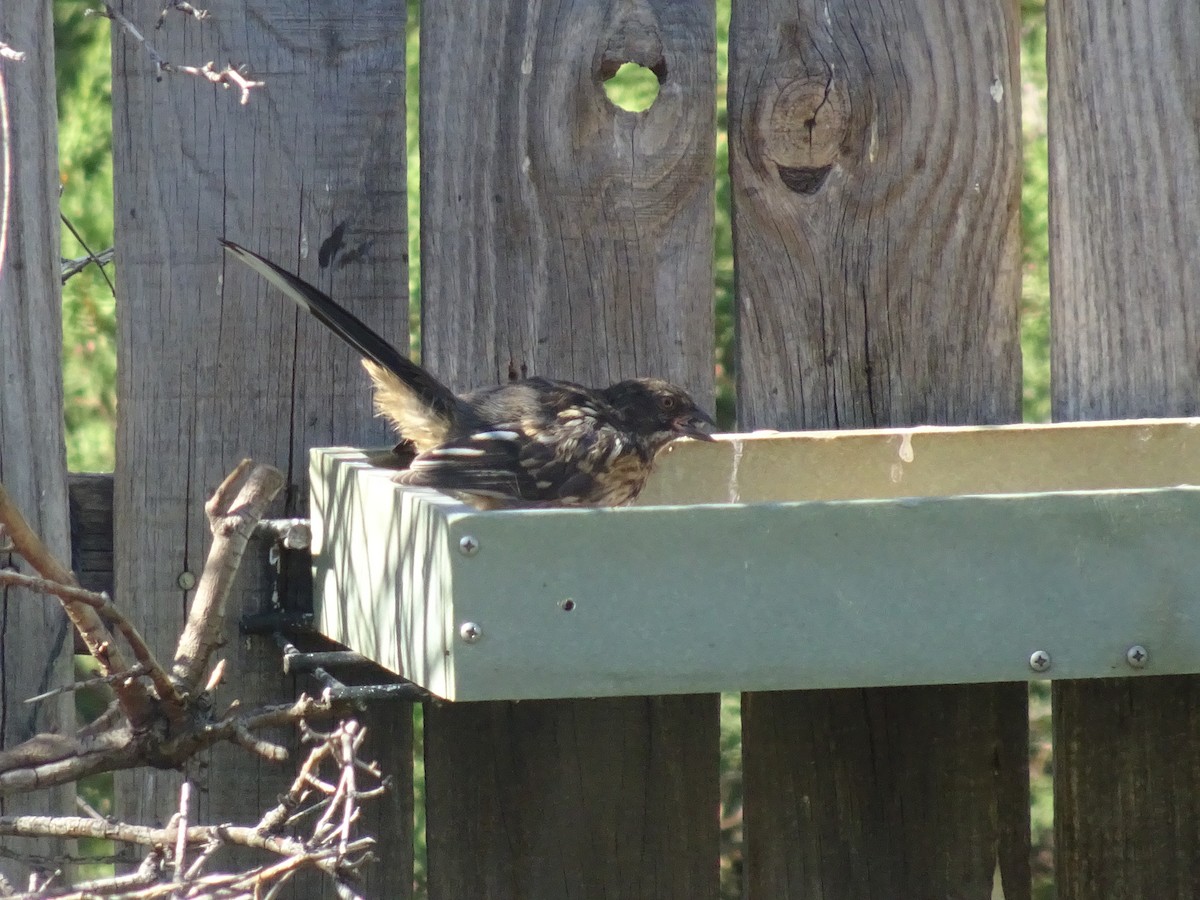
310, 418, 1200, 701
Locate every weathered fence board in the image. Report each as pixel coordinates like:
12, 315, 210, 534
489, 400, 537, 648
728, 0, 1028, 896
0, 3, 74, 883
1047, 1, 1200, 895
69, 473, 114, 598
110, 1, 412, 892
419, 0, 719, 896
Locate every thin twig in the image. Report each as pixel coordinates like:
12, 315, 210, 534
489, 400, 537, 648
24, 663, 150, 705
172, 782, 190, 887
156, 0, 208, 28
0, 482, 153, 724
0, 566, 185, 722
0, 568, 111, 610
73, 794, 106, 822
94, 2, 264, 105
3, 721, 384, 896
60, 246, 114, 284
60, 213, 115, 294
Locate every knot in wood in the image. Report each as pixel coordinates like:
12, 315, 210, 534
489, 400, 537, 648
598, 7, 666, 81
759, 76, 847, 194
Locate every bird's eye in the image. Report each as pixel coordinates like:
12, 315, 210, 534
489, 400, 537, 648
660, 395, 677, 411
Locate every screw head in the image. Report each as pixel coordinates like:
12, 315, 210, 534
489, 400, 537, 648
458, 535, 479, 556
459, 622, 483, 643
177, 570, 197, 591
1029, 650, 1051, 673
1126, 644, 1149, 669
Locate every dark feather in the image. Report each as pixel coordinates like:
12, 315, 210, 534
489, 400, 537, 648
220, 240, 460, 421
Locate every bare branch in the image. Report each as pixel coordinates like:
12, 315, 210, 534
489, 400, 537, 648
156, 0, 209, 28
93, 2, 264, 105
73, 794, 106, 822
172, 61, 264, 106
2, 722, 386, 896
24, 663, 150, 705
0, 484, 75, 585
0, 694, 336, 798
172, 782, 190, 885
60, 247, 114, 283
60, 212, 115, 293
172, 460, 286, 691
0, 482, 154, 724
0, 567, 112, 610
0, 566, 184, 723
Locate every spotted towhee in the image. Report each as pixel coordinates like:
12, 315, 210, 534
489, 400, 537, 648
221, 241, 715, 509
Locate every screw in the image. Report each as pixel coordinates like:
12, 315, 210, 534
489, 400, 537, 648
177, 570, 197, 591
459, 535, 479, 556
1126, 644, 1149, 669
1029, 650, 1051, 673
459, 622, 483, 643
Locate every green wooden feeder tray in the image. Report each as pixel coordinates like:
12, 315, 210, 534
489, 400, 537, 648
310, 419, 1200, 701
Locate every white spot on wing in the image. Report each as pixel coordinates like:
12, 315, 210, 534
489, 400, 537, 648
430, 447, 486, 457
472, 430, 520, 441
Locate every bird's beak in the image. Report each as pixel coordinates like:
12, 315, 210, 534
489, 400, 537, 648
674, 410, 717, 441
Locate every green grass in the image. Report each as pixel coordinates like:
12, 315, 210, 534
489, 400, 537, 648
55, 0, 118, 472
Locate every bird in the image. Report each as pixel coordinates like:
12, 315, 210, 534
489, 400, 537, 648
220, 240, 715, 509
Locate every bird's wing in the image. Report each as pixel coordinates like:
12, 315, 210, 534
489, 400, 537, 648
396, 397, 640, 506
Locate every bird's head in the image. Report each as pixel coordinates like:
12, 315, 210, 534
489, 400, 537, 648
602, 378, 716, 450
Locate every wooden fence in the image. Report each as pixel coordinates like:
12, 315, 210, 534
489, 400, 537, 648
3, 0, 1200, 896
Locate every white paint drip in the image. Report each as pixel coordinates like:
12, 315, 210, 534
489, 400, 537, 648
728, 439, 744, 504
898, 431, 915, 463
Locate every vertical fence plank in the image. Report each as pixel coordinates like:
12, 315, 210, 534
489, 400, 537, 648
729, 1, 1028, 897
110, 1, 412, 891
1047, 3, 1200, 896
0, 4, 74, 884
419, 1, 718, 897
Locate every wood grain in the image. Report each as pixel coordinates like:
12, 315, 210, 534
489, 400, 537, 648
728, 0, 1028, 896
0, 1, 74, 881
1047, 1, 1200, 895
420, 0, 718, 896
730, 0, 1022, 431
69, 474, 114, 599
110, 1, 411, 892
421, 0, 714, 399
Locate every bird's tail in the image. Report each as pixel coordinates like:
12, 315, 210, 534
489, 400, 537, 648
220, 240, 460, 448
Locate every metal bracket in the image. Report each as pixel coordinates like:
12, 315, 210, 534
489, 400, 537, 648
241, 517, 430, 704
271, 634, 431, 703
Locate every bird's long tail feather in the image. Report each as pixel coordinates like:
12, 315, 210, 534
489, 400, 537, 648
220, 240, 461, 443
